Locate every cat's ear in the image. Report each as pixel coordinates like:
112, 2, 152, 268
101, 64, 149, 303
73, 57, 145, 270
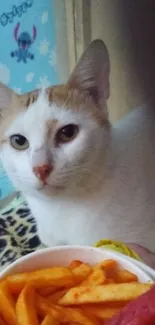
0, 83, 14, 112
0, 82, 20, 122
68, 39, 110, 105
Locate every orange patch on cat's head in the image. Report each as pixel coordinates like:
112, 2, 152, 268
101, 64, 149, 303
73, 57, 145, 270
0, 82, 109, 143
0, 89, 39, 141
46, 84, 110, 127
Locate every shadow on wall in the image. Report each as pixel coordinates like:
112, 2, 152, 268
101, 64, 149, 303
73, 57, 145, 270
91, 0, 155, 122
122, 1, 155, 105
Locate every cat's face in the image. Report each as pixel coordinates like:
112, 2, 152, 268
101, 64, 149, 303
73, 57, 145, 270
0, 40, 110, 197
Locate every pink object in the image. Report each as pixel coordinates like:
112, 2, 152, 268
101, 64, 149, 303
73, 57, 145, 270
14, 23, 20, 41
33, 164, 53, 182
32, 25, 37, 43
105, 285, 155, 325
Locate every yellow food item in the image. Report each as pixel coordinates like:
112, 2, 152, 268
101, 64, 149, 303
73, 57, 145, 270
94, 239, 142, 261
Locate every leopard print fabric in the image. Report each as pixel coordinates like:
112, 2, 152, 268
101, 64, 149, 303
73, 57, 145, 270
0, 193, 44, 271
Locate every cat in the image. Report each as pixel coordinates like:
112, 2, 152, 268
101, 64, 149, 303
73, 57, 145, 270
0, 39, 155, 254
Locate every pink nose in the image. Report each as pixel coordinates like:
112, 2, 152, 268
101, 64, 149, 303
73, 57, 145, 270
33, 164, 53, 182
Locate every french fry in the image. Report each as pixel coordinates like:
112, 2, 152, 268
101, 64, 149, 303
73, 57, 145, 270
59, 283, 152, 305
47, 289, 67, 304
94, 259, 117, 271
105, 279, 116, 284
7, 267, 75, 293
41, 314, 60, 325
0, 281, 16, 325
16, 284, 39, 325
0, 316, 8, 325
82, 305, 122, 320
72, 263, 92, 284
38, 286, 59, 297
36, 294, 99, 325
68, 260, 83, 269
113, 270, 138, 283
81, 268, 106, 286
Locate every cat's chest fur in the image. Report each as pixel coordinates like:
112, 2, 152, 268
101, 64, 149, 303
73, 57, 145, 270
26, 106, 155, 250
27, 187, 155, 249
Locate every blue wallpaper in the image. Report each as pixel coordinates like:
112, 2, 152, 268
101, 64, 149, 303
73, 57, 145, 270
0, 0, 59, 199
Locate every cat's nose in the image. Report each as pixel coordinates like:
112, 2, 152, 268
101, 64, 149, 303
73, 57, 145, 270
33, 164, 53, 182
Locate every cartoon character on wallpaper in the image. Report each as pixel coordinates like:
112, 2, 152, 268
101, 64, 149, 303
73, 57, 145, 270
11, 22, 37, 63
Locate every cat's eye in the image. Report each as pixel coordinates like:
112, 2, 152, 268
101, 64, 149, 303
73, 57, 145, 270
10, 134, 29, 151
56, 124, 79, 144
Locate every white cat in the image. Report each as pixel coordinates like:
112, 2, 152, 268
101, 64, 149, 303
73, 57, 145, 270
0, 40, 155, 253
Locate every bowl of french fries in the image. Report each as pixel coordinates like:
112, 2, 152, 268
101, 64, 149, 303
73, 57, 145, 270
0, 245, 154, 325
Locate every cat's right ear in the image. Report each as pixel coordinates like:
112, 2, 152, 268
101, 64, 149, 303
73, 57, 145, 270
0, 83, 14, 116
0, 83, 21, 124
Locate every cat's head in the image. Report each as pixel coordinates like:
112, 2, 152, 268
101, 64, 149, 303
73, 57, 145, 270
0, 40, 111, 198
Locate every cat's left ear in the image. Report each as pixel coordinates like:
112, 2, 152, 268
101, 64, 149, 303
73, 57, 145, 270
68, 39, 110, 106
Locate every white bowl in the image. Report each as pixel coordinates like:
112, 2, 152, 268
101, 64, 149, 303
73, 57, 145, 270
119, 253, 155, 280
0, 246, 154, 283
